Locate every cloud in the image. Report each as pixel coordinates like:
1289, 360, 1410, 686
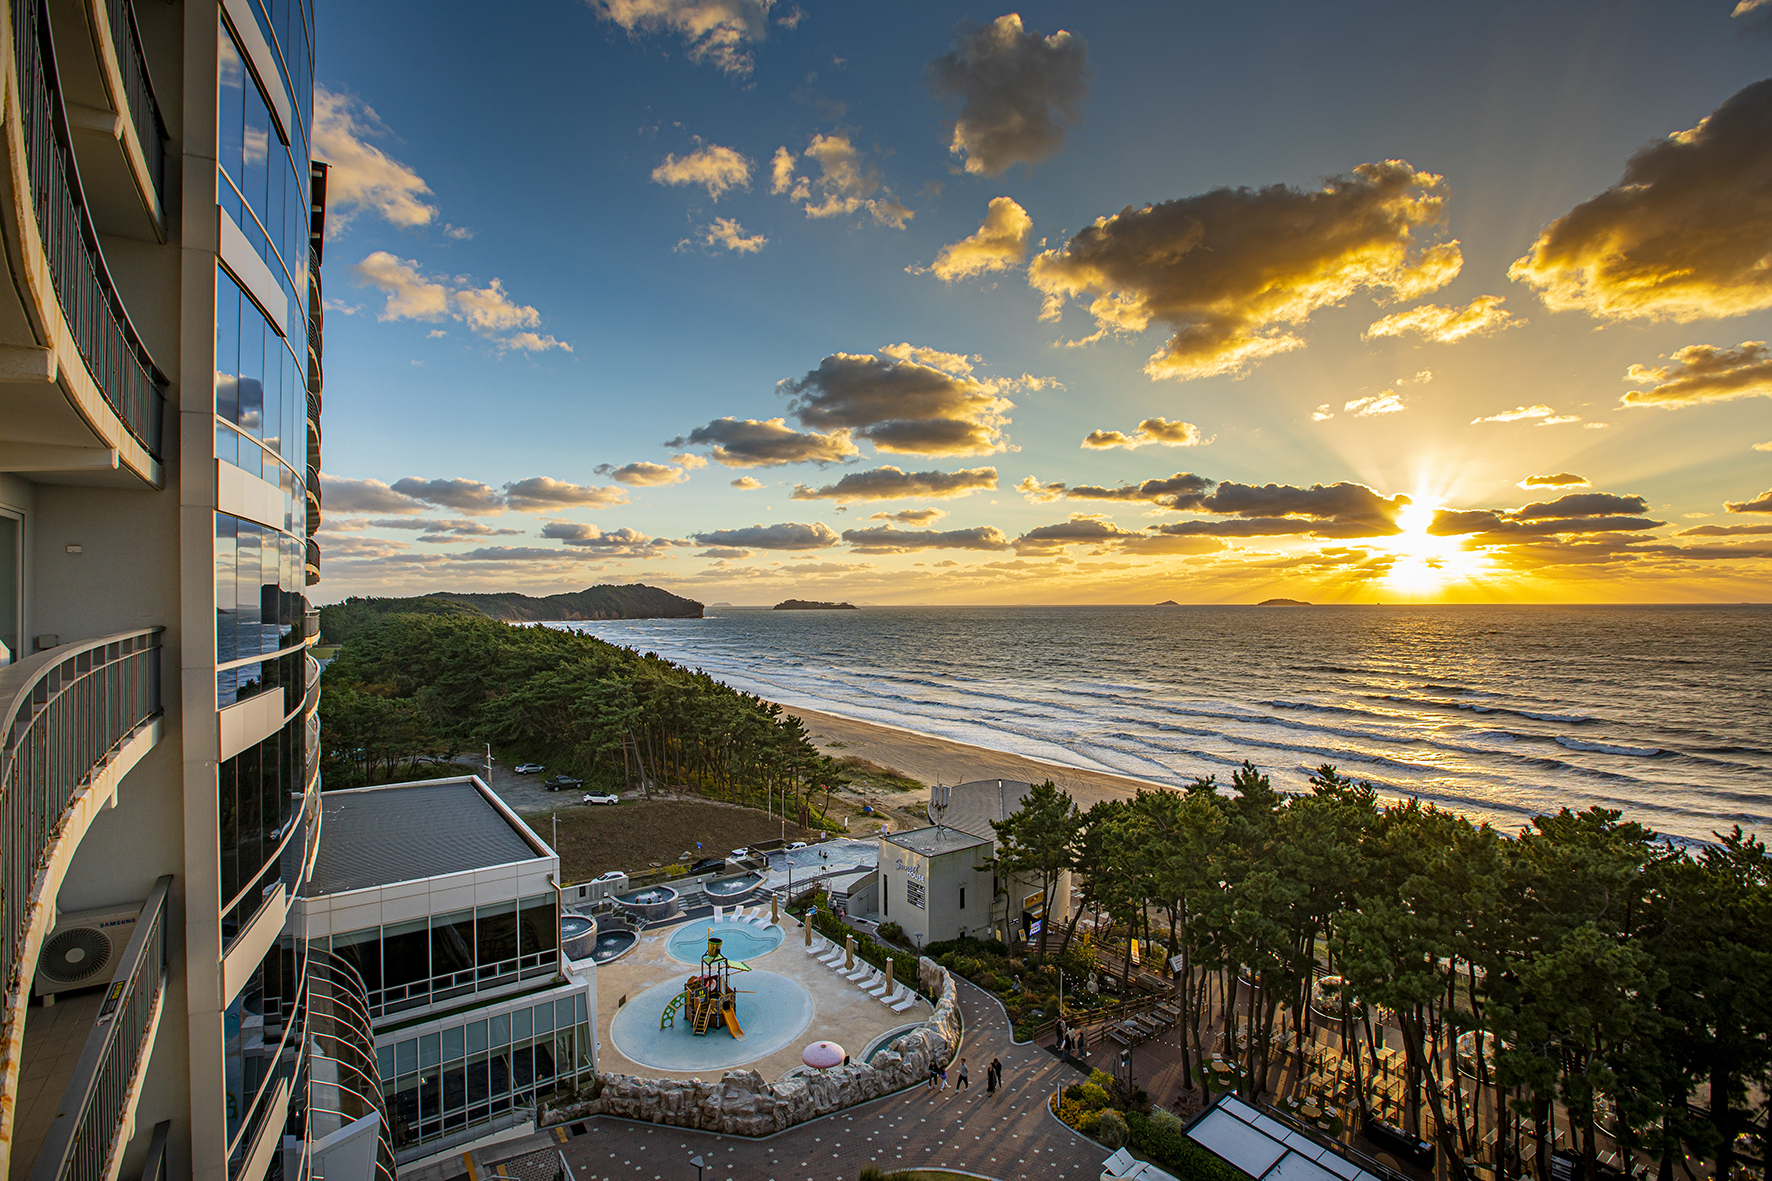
730, 476, 764, 489
1428, 491, 1661, 539
876, 343, 975, 375
351, 518, 520, 538
841, 524, 1012, 553
1364, 294, 1518, 343
1014, 475, 1067, 503
1081, 417, 1206, 449
1192, 481, 1411, 537
869, 508, 946, 524
594, 455, 704, 486
697, 547, 754, 559
501, 477, 629, 511
1311, 404, 1334, 422
1508, 79, 1772, 322
1063, 472, 1215, 510
1028, 160, 1461, 380
927, 14, 1089, 177
1679, 523, 1772, 536
321, 474, 426, 514
1014, 514, 1141, 555
778, 349, 1014, 456
651, 142, 751, 200
1621, 341, 1772, 408
699, 218, 767, 253
589, 0, 781, 76
1519, 473, 1589, 489
312, 87, 437, 230
771, 135, 911, 228
390, 477, 506, 515
1470, 404, 1582, 425
668, 417, 859, 467
692, 521, 842, 549
539, 521, 681, 555
920, 197, 1033, 280
1344, 391, 1406, 416
1727, 489, 1772, 514
791, 465, 997, 503
354, 252, 571, 351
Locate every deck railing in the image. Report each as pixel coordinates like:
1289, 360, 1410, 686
27, 876, 171, 1181
11, 0, 166, 458
0, 629, 161, 1008
308, 953, 398, 1181
102, 0, 166, 212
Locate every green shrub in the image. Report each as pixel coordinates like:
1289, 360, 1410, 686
878, 921, 904, 944
1096, 1108, 1130, 1150
1073, 1082, 1111, 1111
859, 1169, 886, 1181
1125, 1109, 1248, 1181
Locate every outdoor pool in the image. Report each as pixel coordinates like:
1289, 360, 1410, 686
591, 930, 636, 963
665, 918, 784, 964
608, 970, 812, 1072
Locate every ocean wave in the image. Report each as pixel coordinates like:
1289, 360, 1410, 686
1555, 737, 1664, 758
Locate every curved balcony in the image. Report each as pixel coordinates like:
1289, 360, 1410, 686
306, 953, 397, 1181
0, 628, 162, 1170
0, 0, 167, 488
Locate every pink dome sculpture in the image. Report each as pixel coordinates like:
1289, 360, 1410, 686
802, 1041, 846, 1070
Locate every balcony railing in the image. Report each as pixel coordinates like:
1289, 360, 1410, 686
11, 0, 166, 458
307, 953, 397, 1181
27, 875, 171, 1181
102, 0, 166, 213
0, 629, 161, 1009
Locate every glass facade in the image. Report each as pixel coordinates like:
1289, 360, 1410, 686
219, 712, 306, 949
375, 992, 594, 1154
218, 18, 310, 328
225, 937, 306, 1168
327, 898, 560, 1018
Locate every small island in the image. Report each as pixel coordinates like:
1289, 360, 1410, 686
773, 599, 859, 610
1155, 600, 1179, 605
1257, 598, 1310, 606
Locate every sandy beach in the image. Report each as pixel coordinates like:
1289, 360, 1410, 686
787, 705, 1163, 816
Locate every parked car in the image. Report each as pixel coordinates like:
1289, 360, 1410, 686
595, 870, 626, 882
543, 775, 584, 792
581, 792, 619, 805
689, 857, 726, 876
514, 763, 545, 775
787, 841, 808, 850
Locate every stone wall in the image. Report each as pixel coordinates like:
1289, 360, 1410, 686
538, 957, 962, 1136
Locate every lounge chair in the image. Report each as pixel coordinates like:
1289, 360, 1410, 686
842, 961, 872, 982
712, 905, 723, 922
890, 991, 918, 1013
867, 973, 892, 997
804, 935, 826, 954
818, 945, 845, 966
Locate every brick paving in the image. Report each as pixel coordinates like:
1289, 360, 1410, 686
548, 976, 1106, 1181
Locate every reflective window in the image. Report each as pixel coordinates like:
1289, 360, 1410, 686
217, 18, 308, 317
219, 713, 303, 946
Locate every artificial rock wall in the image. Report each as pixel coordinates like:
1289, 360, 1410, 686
538, 957, 961, 1136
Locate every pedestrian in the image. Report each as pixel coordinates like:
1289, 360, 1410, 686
938, 1063, 948, 1090
990, 1057, 1003, 1092
986, 1060, 997, 1095
927, 1061, 940, 1090
957, 1059, 970, 1090
1055, 1016, 1067, 1052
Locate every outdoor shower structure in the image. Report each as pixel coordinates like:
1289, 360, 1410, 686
660, 936, 752, 1039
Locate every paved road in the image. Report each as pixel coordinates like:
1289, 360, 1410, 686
550, 976, 1104, 1181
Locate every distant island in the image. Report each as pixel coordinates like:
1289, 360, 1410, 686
320, 584, 703, 644
774, 599, 857, 610
1257, 598, 1310, 606
1155, 599, 1179, 606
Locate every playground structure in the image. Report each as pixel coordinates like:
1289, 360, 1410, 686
660, 936, 752, 1039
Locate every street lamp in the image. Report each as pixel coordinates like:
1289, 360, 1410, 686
689, 1155, 704, 1181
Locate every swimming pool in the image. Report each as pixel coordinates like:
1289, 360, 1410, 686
665, 918, 784, 964
591, 930, 636, 963
607, 970, 812, 1072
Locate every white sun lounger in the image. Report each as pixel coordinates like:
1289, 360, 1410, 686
712, 905, 723, 923
857, 968, 884, 992
880, 984, 907, 1006
866, 974, 892, 998
890, 991, 918, 1013
818, 945, 846, 966
842, 962, 872, 982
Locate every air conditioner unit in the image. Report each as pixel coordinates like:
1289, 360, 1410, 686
35, 903, 142, 997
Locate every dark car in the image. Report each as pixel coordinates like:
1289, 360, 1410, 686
689, 856, 726, 876
543, 775, 584, 792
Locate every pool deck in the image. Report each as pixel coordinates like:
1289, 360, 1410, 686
593, 911, 932, 1084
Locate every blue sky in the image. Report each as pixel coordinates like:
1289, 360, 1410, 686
311, 1, 1772, 604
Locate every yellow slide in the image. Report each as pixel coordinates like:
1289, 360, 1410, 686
722, 1006, 745, 1039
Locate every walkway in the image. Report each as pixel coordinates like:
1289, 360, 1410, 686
544, 975, 1104, 1181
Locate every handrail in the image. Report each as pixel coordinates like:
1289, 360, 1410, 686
308, 952, 397, 1181
27, 875, 171, 1181
11, 0, 167, 458
102, 0, 166, 213
0, 628, 161, 1010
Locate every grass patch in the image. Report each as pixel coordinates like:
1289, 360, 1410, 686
546, 800, 821, 882
835, 754, 924, 793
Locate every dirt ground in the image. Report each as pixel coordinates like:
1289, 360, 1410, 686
538, 799, 826, 884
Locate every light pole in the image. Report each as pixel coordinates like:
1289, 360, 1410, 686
485, 742, 493, 783
689, 1155, 703, 1181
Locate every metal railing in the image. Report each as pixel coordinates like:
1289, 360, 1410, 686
307, 953, 397, 1181
101, 0, 166, 212
12, 0, 166, 458
0, 628, 161, 1007
28, 875, 171, 1181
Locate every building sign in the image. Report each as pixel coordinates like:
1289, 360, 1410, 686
1029, 919, 1042, 936
1129, 938, 1141, 965
906, 874, 926, 909
1168, 953, 1186, 975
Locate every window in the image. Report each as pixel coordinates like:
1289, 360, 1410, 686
0, 511, 19, 663
959, 886, 965, 910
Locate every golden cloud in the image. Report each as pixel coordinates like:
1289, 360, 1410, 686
1509, 78, 1772, 322
590, 0, 782, 76
651, 142, 751, 200
922, 197, 1033, 281
778, 349, 1014, 456
1622, 341, 1772, 407
313, 88, 437, 230
771, 134, 911, 228
1364, 294, 1518, 343
1029, 160, 1461, 380
667, 417, 859, 467
1081, 417, 1205, 449
790, 465, 997, 503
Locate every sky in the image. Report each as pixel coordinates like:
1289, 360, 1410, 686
310, 0, 1772, 605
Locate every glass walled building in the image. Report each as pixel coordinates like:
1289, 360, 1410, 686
0, 2, 389, 1181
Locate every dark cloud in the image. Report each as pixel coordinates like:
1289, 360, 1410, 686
1066, 472, 1214, 510
1028, 160, 1461, 380
390, 477, 506, 515
321, 474, 425, 514
538, 522, 684, 556
691, 521, 841, 550
1520, 472, 1588, 488
1509, 79, 1772, 321
501, 477, 629, 511
1200, 481, 1411, 536
869, 508, 946, 524
696, 547, 754, 559
790, 465, 997, 503
667, 417, 859, 467
927, 14, 1089, 177
1515, 492, 1650, 519
1429, 491, 1661, 540
1622, 341, 1772, 407
1013, 515, 1141, 555
452, 546, 601, 562
1677, 523, 1772, 536
841, 525, 1012, 554
1727, 488, 1772, 513
778, 351, 1012, 456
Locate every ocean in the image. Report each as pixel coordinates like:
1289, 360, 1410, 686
549, 605, 1772, 845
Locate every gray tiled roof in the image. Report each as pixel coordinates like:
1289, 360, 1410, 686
885, 826, 991, 857
305, 778, 545, 896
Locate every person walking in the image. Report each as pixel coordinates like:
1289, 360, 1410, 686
990, 1057, 1003, 1092
927, 1061, 940, 1090
957, 1059, 970, 1090
938, 1062, 949, 1090
985, 1059, 997, 1095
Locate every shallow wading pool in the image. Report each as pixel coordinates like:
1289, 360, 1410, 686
665, 918, 784, 964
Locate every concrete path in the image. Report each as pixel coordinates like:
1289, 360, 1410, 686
544, 975, 1105, 1181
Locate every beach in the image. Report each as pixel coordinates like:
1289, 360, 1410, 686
788, 705, 1155, 815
